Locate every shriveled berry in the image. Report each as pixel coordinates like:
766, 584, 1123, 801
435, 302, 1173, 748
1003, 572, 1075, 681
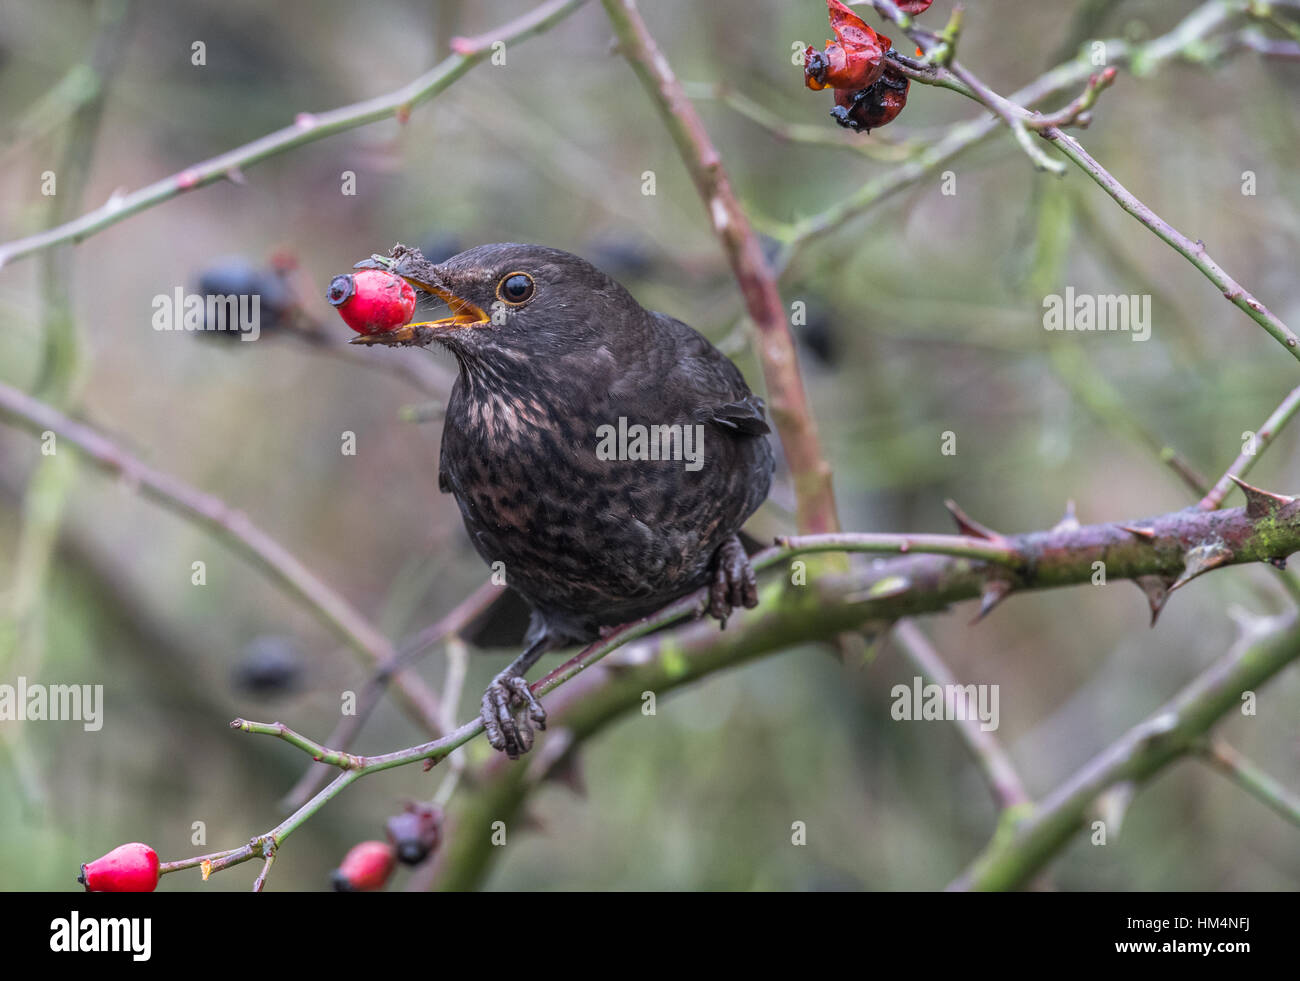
830, 66, 910, 133
78, 842, 160, 892
327, 269, 416, 335
898, 0, 934, 13
804, 0, 890, 92
331, 840, 395, 892
385, 803, 443, 866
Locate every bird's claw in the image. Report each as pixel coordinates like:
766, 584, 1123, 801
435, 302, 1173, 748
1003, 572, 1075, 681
481, 672, 547, 759
708, 536, 759, 627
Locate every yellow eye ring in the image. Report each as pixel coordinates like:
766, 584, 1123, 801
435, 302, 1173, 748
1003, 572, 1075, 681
496, 272, 535, 305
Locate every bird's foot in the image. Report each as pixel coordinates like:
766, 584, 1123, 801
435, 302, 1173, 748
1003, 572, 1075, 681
708, 535, 759, 628
481, 670, 547, 759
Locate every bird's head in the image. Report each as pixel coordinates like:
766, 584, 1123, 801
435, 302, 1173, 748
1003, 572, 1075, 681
349, 242, 638, 363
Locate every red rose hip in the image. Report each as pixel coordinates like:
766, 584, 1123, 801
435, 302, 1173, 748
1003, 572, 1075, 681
78, 842, 160, 892
327, 269, 416, 335
331, 840, 396, 892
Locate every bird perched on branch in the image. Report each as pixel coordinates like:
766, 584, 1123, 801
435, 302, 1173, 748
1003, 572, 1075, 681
350, 243, 774, 758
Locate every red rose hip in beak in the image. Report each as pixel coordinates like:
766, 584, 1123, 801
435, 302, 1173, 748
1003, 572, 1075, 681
327, 269, 416, 335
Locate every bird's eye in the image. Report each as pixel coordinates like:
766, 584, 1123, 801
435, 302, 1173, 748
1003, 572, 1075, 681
497, 272, 534, 305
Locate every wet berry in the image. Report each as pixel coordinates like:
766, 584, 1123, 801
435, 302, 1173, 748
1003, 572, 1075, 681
327, 269, 416, 335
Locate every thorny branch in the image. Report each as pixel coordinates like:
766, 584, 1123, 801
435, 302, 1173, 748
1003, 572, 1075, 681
166, 483, 1300, 887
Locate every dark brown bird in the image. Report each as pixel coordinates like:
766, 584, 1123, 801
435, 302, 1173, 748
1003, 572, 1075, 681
352, 243, 773, 758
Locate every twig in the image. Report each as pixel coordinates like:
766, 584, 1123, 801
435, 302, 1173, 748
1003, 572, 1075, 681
432, 636, 472, 806
0, 0, 589, 268
601, 0, 840, 535
1200, 383, 1300, 510
1199, 738, 1300, 828
251, 848, 276, 893
232, 719, 366, 769
1160, 448, 1212, 499
1022, 67, 1117, 129
684, 81, 920, 162
776, 531, 1017, 565
1233, 31, 1300, 58
1042, 127, 1300, 360
946, 61, 1067, 173
892, 620, 1031, 810
280, 580, 500, 811
0, 380, 444, 735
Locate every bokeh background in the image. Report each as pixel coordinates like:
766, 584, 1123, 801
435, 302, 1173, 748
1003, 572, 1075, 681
1, 0, 1298, 890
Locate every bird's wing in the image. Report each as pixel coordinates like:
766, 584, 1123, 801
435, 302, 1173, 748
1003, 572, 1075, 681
648, 313, 771, 436
707, 397, 770, 435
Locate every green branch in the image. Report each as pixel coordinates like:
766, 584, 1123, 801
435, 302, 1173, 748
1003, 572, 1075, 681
0, 0, 589, 268
950, 611, 1300, 890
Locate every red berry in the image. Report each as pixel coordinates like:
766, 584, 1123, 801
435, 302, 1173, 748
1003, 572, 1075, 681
326, 269, 416, 335
78, 842, 160, 893
331, 840, 395, 892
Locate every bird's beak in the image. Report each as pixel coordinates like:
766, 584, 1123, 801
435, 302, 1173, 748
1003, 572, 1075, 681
349, 252, 489, 346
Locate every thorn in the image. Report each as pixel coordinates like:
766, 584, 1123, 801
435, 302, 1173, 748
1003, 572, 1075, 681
944, 499, 1009, 544
970, 579, 1011, 624
1229, 475, 1296, 520
1134, 574, 1174, 626
1169, 542, 1233, 593
1052, 500, 1080, 533
1118, 524, 1156, 540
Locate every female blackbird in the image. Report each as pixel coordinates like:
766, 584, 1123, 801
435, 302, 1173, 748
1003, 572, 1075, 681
352, 243, 774, 758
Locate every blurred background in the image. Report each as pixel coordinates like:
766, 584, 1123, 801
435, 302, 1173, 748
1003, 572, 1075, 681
1, 0, 1298, 891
